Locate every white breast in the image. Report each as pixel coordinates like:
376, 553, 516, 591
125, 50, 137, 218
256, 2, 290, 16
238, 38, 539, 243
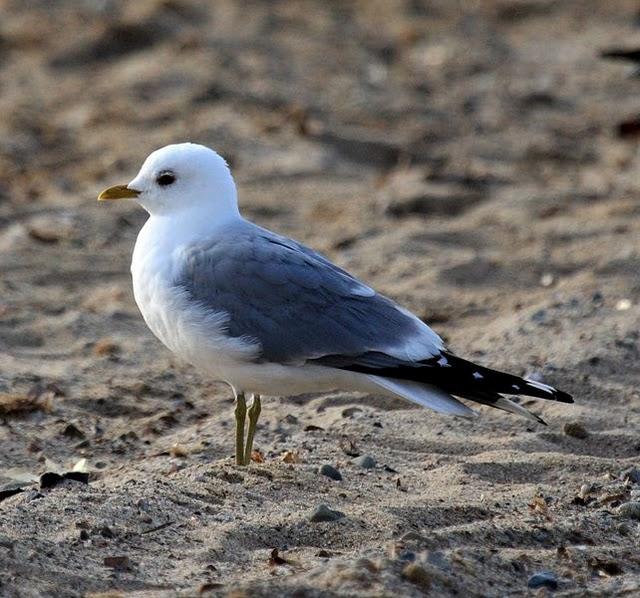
130, 217, 258, 379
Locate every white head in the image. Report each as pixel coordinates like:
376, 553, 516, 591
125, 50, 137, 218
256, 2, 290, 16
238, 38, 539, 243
98, 143, 239, 219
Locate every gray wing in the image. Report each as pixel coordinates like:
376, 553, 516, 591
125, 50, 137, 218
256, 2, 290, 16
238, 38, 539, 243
173, 222, 443, 365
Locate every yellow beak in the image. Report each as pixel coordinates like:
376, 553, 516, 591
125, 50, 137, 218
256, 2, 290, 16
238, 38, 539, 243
97, 185, 141, 201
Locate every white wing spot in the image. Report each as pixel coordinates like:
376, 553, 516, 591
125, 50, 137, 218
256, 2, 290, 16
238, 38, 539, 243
437, 356, 450, 367
350, 283, 375, 297
473, 372, 483, 380
525, 379, 555, 395
512, 384, 520, 391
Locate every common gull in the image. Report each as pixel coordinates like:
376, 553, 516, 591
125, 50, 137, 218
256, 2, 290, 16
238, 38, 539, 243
98, 143, 573, 465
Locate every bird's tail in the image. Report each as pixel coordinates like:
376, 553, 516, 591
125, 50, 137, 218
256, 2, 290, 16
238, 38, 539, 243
367, 375, 478, 418
427, 352, 574, 406
362, 352, 572, 425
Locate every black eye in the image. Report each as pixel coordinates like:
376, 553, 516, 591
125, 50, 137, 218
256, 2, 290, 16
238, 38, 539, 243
156, 172, 176, 186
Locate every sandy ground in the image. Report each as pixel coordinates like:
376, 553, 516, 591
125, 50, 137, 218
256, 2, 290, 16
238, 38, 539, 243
1, 1, 640, 596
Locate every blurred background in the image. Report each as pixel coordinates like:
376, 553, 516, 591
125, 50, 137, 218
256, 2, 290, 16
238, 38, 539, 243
1, 1, 640, 596
2, 0, 639, 362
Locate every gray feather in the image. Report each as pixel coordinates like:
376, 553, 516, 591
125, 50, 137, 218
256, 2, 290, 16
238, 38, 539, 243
173, 221, 442, 364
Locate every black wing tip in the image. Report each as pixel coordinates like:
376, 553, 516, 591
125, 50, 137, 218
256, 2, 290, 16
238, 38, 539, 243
524, 380, 574, 404
555, 391, 574, 404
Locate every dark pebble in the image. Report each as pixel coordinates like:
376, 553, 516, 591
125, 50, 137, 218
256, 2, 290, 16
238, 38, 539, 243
531, 309, 547, 323
103, 555, 130, 571
528, 571, 558, 590
354, 455, 376, 469
309, 504, 345, 523
564, 422, 588, 439
622, 468, 640, 484
398, 550, 416, 562
319, 464, 342, 481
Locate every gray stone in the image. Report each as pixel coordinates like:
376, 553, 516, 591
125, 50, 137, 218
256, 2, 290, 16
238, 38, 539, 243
354, 455, 376, 469
622, 468, 640, 484
319, 464, 342, 481
617, 501, 640, 520
309, 504, 345, 523
564, 422, 588, 439
528, 571, 558, 590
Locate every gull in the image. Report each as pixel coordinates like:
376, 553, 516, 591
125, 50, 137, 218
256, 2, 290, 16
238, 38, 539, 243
98, 143, 573, 465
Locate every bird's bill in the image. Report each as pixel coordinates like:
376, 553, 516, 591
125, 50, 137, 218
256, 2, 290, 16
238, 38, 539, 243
97, 185, 140, 201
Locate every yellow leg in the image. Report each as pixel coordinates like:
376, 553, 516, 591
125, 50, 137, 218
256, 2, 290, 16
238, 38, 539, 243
243, 394, 261, 465
234, 391, 247, 466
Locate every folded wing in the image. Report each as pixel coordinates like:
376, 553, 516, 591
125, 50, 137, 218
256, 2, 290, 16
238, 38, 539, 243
174, 221, 572, 422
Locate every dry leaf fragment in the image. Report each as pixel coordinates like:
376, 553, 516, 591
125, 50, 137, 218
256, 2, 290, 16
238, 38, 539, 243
93, 339, 120, 357
250, 450, 264, 463
0, 388, 55, 416
62, 423, 86, 440
528, 493, 548, 514
72, 458, 88, 473
268, 548, 288, 566
339, 435, 360, 457
282, 451, 299, 464
169, 443, 188, 458
103, 555, 131, 571
589, 558, 623, 577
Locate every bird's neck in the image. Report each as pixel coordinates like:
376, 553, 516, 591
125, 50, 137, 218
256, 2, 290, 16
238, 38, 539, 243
164, 203, 240, 236
138, 205, 242, 259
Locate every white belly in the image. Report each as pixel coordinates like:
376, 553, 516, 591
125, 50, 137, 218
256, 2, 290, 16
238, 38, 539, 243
131, 271, 367, 395
131, 222, 257, 380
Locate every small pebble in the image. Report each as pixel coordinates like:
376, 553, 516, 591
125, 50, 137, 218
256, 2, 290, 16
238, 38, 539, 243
99, 525, 115, 538
397, 550, 416, 562
622, 468, 640, 484
93, 339, 120, 357
353, 455, 376, 469
615, 299, 632, 311
578, 483, 593, 499
564, 422, 588, 439
319, 464, 342, 481
540, 273, 554, 287
281, 451, 299, 464
530, 309, 547, 323
528, 571, 558, 590
617, 501, 640, 520
170, 443, 188, 458
309, 504, 345, 523
103, 555, 130, 571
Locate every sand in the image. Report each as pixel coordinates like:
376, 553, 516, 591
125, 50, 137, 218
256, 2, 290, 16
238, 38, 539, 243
1, 1, 639, 596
